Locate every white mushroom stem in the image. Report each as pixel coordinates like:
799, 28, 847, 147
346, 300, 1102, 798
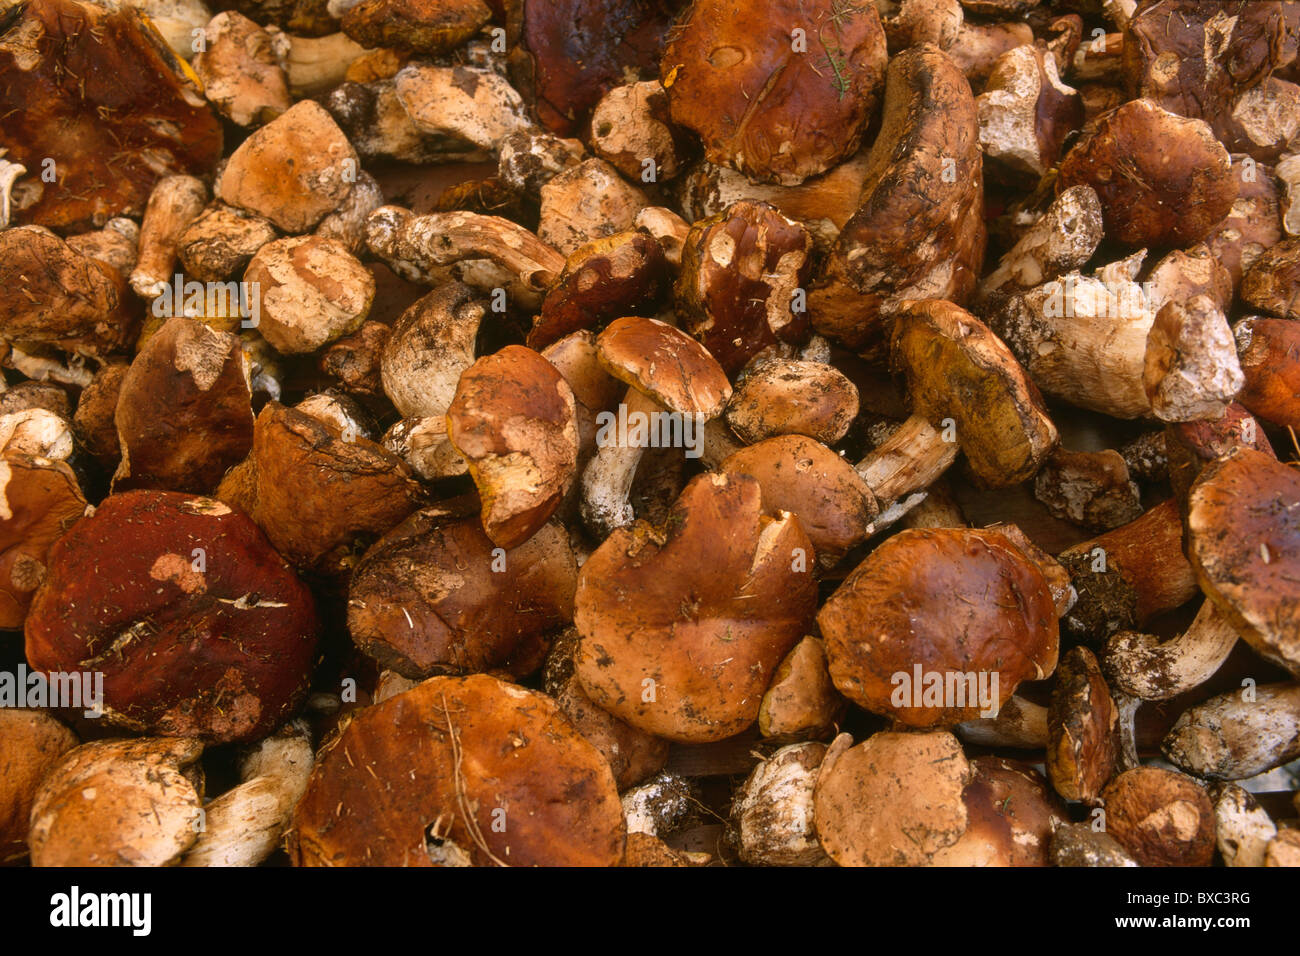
579, 385, 660, 537
1102, 600, 1239, 701
855, 414, 960, 505
698, 417, 744, 470
1162, 682, 1300, 780
1213, 782, 1277, 868
129, 175, 209, 299
1113, 692, 1141, 772
955, 695, 1048, 748
978, 185, 1103, 305
0, 408, 74, 461
7, 348, 96, 389
0, 153, 26, 230
276, 32, 368, 97
182, 721, 314, 867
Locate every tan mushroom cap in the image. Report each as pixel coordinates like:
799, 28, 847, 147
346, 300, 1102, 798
289, 674, 626, 867
1187, 447, 1300, 675
1047, 645, 1118, 805
1100, 767, 1215, 867
726, 359, 860, 445
814, 730, 972, 866
574, 472, 818, 742
595, 317, 732, 418
446, 345, 579, 550
0, 454, 87, 629
0, 710, 77, 863
891, 299, 1058, 488
818, 527, 1060, 727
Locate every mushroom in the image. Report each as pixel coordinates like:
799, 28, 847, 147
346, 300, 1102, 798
758, 636, 846, 741
1050, 822, 1138, 867
1047, 646, 1118, 805
539, 330, 624, 467
395, 64, 530, 152
275, 32, 370, 97
1164, 403, 1274, 505
0, 409, 74, 463
956, 693, 1048, 749
0, 709, 78, 863
27, 737, 205, 867
1099, 767, 1216, 867
1103, 600, 1240, 702
574, 471, 818, 742
537, 158, 649, 256
977, 44, 1082, 178
589, 80, 681, 183
177, 204, 281, 281
193, 11, 292, 127
0, 453, 88, 629
496, 129, 586, 197
1033, 447, 1143, 531
321, 320, 390, 398
818, 527, 1059, 727
1212, 782, 1277, 868
72, 364, 129, 468
729, 741, 829, 867
927, 757, 1066, 866
1242, 236, 1300, 319
290, 674, 626, 866
314, 170, 384, 253
578, 317, 731, 538
1235, 317, 1300, 430
725, 359, 859, 446
1266, 830, 1300, 867
129, 176, 210, 300
446, 345, 579, 549
339, 0, 490, 54
380, 283, 484, 420
1162, 683, 1300, 781
1204, 155, 1284, 290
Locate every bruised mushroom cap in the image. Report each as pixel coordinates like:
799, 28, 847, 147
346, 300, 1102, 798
726, 358, 859, 445
661, 0, 888, 185
574, 472, 818, 742
891, 299, 1058, 489
25, 490, 320, 743
1186, 447, 1300, 675
27, 737, 204, 867
1100, 766, 1216, 867
1046, 645, 1118, 805
0, 709, 78, 863
290, 674, 626, 866
0, 454, 87, 629
817, 527, 1060, 727
446, 345, 580, 550
348, 511, 577, 680
595, 316, 732, 417
719, 434, 878, 567
928, 757, 1067, 867
813, 730, 972, 866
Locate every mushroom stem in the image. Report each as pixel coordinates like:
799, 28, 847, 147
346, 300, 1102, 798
1102, 600, 1239, 701
1113, 692, 1141, 773
698, 417, 743, 470
0, 153, 26, 230
1162, 683, 1300, 780
579, 385, 661, 537
854, 414, 959, 504
129, 175, 209, 300
1212, 782, 1277, 868
955, 694, 1048, 749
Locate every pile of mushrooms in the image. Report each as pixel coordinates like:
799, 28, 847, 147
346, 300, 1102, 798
1, 0, 1299, 868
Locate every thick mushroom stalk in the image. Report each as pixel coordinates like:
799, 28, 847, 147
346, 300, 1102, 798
1162, 683, 1300, 781
956, 695, 1049, 748
1102, 600, 1239, 701
0, 152, 27, 231
1213, 783, 1277, 869
129, 175, 210, 299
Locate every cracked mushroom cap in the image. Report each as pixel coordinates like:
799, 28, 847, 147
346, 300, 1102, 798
1100, 766, 1215, 867
595, 316, 732, 418
446, 345, 579, 550
348, 510, 577, 680
0, 454, 87, 629
817, 528, 1060, 727
574, 472, 818, 742
891, 299, 1058, 489
1186, 447, 1300, 675
290, 674, 626, 866
25, 490, 319, 743
661, 0, 888, 185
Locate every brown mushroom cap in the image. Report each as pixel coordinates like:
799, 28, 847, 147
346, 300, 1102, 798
0, 709, 78, 863
726, 359, 859, 445
818, 527, 1060, 727
341, 0, 491, 54
1186, 447, 1300, 675
595, 316, 732, 417
380, 282, 485, 420
814, 730, 972, 866
661, 0, 888, 185
290, 674, 626, 866
1235, 317, 1300, 429
1241, 237, 1300, 320
928, 757, 1067, 867
574, 472, 818, 742
1047, 645, 1118, 805
0, 454, 87, 629
446, 345, 579, 549
891, 299, 1058, 489
719, 434, 878, 567
1100, 766, 1215, 867
348, 510, 576, 680
758, 636, 846, 741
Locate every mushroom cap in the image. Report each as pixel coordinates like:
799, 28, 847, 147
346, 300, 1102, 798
0, 454, 87, 630
348, 511, 577, 680
719, 434, 878, 567
0, 710, 78, 863
574, 472, 818, 742
1046, 645, 1118, 804
1100, 767, 1215, 867
25, 490, 320, 743
928, 757, 1067, 867
661, 0, 888, 185
813, 730, 972, 866
341, 0, 490, 55
1235, 316, 1300, 429
1187, 447, 1300, 675
891, 298, 1058, 489
446, 345, 580, 549
290, 674, 626, 866
381, 282, 485, 419
726, 358, 860, 445
758, 636, 846, 741
818, 527, 1060, 727
595, 316, 732, 417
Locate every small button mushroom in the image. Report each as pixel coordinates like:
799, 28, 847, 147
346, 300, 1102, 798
177, 203, 281, 281
1034, 447, 1143, 532
340, 0, 490, 54
726, 359, 859, 446
1047, 646, 1118, 805
218, 100, 358, 234
26, 490, 320, 742
529, 231, 669, 350
0, 454, 88, 629
675, 201, 814, 375
1099, 767, 1216, 867
290, 674, 627, 866
1235, 316, 1300, 429
395, 64, 530, 153
758, 636, 846, 741
27, 737, 205, 867
1241, 236, 1300, 319
1050, 822, 1138, 867
1056, 99, 1236, 247
977, 44, 1083, 178
0, 0, 223, 232
1162, 683, 1300, 781
661, 0, 887, 185
0, 710, 78, 863
193, 12, 292, 128
538, 158, 650, 256
348, 509, 576, 679
446, 345, 579, 549
730, 741, 830, 867
818, 527, 1059, 727
129, 175, 210, 300
244, 235, 375, 354
215, 402, 425, 577
589, 80, 681, 183
1213, 782, 1278, 868
1187, 447, 1300, 675
575, 472, 818, 742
